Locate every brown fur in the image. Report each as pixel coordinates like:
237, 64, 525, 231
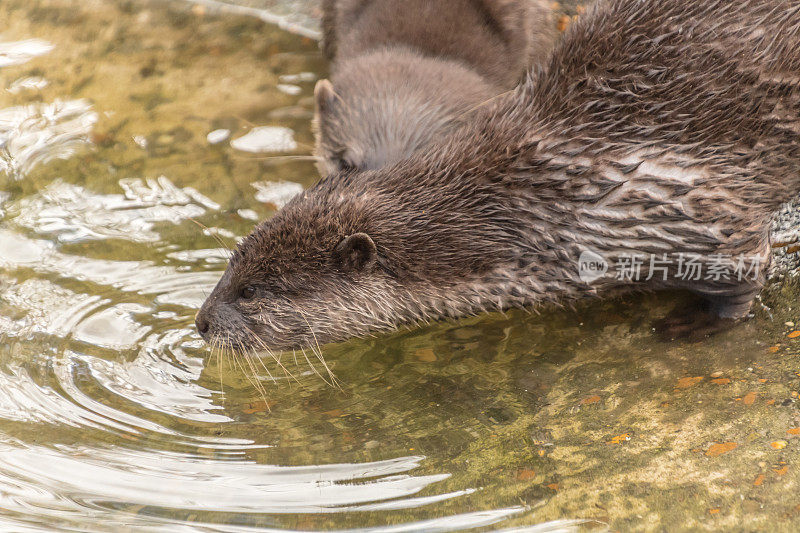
322, 0, 551, 87
197, 0, 800, 352
314, 0, 556, 174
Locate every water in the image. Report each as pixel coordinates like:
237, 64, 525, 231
0, 0, 799, 531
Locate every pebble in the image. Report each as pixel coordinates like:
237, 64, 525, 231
237, 209, 259, 221
276, 83, 302, 95
206, 129, 230, 144
770, 196, 800, 277
230, 126, 297, 153
252, 180, 304, 209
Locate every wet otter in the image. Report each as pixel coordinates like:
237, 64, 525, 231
197, 0, 800, 351
314, 0, 556, 174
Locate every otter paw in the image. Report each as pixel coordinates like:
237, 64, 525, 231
653, 303, 740, 342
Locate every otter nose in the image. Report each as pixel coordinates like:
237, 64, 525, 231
195, 312, 210, 336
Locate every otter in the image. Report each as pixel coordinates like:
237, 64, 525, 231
196, 0, 800, 352
314, 0, 556, 174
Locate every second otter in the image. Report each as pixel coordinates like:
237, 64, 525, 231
314, 0, 556, 174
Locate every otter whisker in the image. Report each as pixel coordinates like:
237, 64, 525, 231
245, 339, 278, 385
234, 348, 270, 408
187, 217, 233, 256
213, 337, 225, 398
226, 345, 256, 392
311, 341, 340, 389
246, 345, 274, 386
299, 311, 339, 388
245, 349, 274, 412
234, 115, 257, 128
248, 338, 281, 383
240, 346, 267, 391
244, 325, 299, 384
300, 346, 331, 386
231, 155, 322, 162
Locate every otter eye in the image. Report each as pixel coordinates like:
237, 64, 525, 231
239, 286, 256, 300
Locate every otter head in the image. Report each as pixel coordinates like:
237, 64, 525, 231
194, 187, 410, 352
196, 138, 517, 353
313, 48, 497, 176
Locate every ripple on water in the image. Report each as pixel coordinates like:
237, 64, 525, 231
0, 445, 503, 516
0, 99, 98, 180
71, 303, 152, 350
0, 229, 220, 309
67, 331, 234, 424
0, 277, 105, 339
0, 276, 227, 429
0, 39, 54, 68
9, 176, 220, 243
53, 350, 232, 431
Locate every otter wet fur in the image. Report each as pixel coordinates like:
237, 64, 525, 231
196, 0, 800, 353
313, 0, 556, 174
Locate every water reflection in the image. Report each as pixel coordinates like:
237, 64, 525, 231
0, 39, 54, 68
10, 176, 219, 243
231, 126, 298, 153
252, 180, 303, 208
0, 99, 97, 179
6, 76, 49, 94
0, 446, 460, 513
0, 228, 219, 308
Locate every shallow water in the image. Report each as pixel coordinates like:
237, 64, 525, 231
1, 1, 800, 531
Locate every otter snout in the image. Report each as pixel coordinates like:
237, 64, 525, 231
195, 311, 210, 337
194, 285, 262, 350
195, 292, 224, 343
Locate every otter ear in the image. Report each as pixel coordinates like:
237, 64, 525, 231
314, 79, 336, 114
333, 233, 377, 272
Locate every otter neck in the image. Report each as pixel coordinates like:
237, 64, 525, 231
356, 125, 595, 317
